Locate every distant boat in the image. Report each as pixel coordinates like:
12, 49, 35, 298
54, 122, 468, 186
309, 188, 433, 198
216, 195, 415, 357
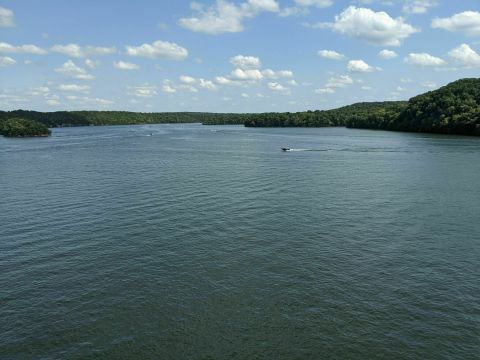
281, 148, 290, 152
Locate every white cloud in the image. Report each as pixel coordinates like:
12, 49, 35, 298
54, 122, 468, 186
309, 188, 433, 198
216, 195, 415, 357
422, 81, 437, 89
55, 60, 94, 80
230, 55, 261, 69
325, 74, 353, 88
162, 82, 177, 94
83, 97, 114, 105
178, 0, 279, 34
361, 86, 372, 90
0, 42, 47, 55
315, 88, 335, 94
279, 7, 307, 17
396, 86, 407, 91
279, 0, 331, 17
287, 79, 298, 86
179, 84, 198, 92
403, 0, 437, 15
404, 52, 446, 66
267, 82, 291, 94
347, 59, 377, 72
378, 49, 397, 59
126, 40, 188, 60
215, 76, 236, 85
178, 76, 218, 91
400, 77, 412, 83
318, 49, 345, 60
113, 61, 139, 70
58, 84, 90, 92
198, 79, 218, 90
51, 44, 116, 58
432, 11, 480, 36
0, 6, 14, 27
85, 59, 100, 69
231, 68, 264, 80
128, 84, 158, 97
262, 69, 293, 78
448, 44, 480, 67
241, 92, 250, 98
28, 86, 50, 96
46, 99, 60, 106
295, 0, 332, 8
180, 75, 197, 84
0, 56, 16, 67
320, 6, 419, 46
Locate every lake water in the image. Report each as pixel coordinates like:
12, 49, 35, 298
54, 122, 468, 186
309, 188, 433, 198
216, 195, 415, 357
1, 124, 479, 359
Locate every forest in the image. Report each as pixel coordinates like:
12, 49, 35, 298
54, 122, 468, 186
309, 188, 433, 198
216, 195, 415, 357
0, 118, 51, 137
1, 78, 479, 137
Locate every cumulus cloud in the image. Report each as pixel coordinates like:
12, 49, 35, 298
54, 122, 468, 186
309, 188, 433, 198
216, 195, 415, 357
315, 87, 335, 94
319, 6, 419, 46
214, 54, 295, 88
85, 59, 100, 69
280, 0, 331, 17
0, 6, 14, 27
347, 59, 377, 72
178, 0, 279, 34
404, 52, 446, 66
295, 0, 332, 7
55, 60, 94, 80
162, 80, 177, 94
66, 96, 114, 106
0, 42, 48, 55
28, 86, 50, 96
448, 44, 480, 67
432, 11, 480, 36
422, 81, 437, 89
113, 61, 139, 70
51, 44, 116, 58
262, 69, 294, 79
128, 84, 158, 97
267, 82, 291, 94
231, 68, 264, 80
180, 75, 197, 84
378, 49, 397, 59
318, 49, 345, 60
403, 0, 437, 15
178, 75, 218, 91
325, 74, 353, 88
215, 76, 236, 85
126, 40, 188, 60
58, 84, 90, 92
0, 56, 16, 67
230, 55, 261, 69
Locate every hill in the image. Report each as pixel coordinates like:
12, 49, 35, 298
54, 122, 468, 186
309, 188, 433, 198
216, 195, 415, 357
0, 118, 51, 137
1, 78, 479, 136
346, 78, 480, 135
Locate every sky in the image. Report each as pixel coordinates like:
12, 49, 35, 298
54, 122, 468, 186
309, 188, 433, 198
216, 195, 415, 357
0, 0, 479, 113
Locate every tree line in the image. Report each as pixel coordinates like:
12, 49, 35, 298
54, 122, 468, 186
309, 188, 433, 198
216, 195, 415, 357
1, 78, 479, 137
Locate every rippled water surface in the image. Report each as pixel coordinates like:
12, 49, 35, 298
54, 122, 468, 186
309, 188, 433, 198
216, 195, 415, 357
1, 124, 479, 359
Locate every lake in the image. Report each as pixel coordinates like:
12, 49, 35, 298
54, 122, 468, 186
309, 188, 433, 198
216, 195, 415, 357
1, 124, 479, 359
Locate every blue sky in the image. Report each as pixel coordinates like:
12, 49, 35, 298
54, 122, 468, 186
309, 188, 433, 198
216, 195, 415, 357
1, 0, 479, 112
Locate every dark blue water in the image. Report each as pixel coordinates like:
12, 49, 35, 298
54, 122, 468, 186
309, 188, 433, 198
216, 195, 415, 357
1, 124, 479, 359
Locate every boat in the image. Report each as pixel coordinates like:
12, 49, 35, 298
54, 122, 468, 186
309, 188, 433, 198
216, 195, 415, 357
281, 148, 290, 152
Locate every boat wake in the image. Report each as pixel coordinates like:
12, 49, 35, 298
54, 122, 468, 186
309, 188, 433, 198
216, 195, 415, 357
282, 148, 328, 152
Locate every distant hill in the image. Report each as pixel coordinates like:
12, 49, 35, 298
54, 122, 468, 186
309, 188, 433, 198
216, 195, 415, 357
392, 78, 480, 135
243, 101, 407, 127
346, 78, 480, 135
0, 118, 51, 137
1, 78, 479, 136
